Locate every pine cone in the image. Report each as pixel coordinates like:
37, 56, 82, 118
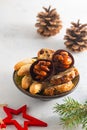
35, 6, 62, 37
64, 20, 87, 52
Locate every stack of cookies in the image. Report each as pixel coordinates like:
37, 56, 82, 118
14, 48, 79, 96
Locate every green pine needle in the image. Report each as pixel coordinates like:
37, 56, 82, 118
53, 97, 87, 130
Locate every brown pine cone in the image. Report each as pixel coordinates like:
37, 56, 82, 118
64, 20, 87, 52
35, 6, 62, 37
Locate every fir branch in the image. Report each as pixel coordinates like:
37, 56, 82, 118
53, 97, 87, 130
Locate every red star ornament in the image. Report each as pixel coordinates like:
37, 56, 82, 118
0, 119, 6, 129
3, 105, 47, 130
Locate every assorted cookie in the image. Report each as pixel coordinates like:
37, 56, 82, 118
52, 49, 74, 72
30, 59, 54, 82
37, 48, 55, 60
43, 81, 74, 96
50, 67, 79, 85
14, 48, 79, 96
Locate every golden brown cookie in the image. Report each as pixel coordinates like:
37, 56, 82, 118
50, 67, 79, 85
17, 64, 31, 76
14, 58, 36, 71
43, 81, 74, 96
37, 48, 55, 60
29, 82, 43, 95
21, 75, 32, 89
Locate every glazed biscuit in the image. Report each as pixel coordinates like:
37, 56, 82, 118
50, 67, 79, 85
43, 81, 74, 96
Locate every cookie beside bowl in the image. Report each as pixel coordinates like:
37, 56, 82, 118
13, 48, 80, 100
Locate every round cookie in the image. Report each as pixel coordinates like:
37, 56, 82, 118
37, 48, 55, 60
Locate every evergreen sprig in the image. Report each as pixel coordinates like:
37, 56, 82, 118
54, 97, 87, 130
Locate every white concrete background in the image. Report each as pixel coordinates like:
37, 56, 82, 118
0, 0, 87, 129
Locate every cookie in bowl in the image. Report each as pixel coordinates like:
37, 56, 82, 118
30, 59, 54, 82
50, 67, 79, 85
13, 48, 80, 99
37, 48, 55, 60
52, 49, 74, 73
43, 67, 79, 96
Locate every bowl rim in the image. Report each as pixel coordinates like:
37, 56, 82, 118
13, 70, 80, 100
